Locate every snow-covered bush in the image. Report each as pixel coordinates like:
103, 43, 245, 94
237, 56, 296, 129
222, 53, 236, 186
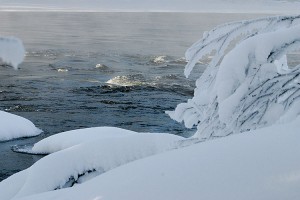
167, 15, 300, 139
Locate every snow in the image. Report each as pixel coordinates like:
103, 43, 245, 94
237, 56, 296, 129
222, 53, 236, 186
167, 15, 300, 139
0, 127, 183, 200
0, 37, 25, 69
215, 25, 300, 121
0, 111, 42, 141
2, 15, 300, 200
275, 55, 290, 74
2, 116, 300, 200
31, 127, 136, 154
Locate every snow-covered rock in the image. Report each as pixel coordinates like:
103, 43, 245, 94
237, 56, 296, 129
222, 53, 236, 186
0, 111, 42, 141
0, 37, 25, 69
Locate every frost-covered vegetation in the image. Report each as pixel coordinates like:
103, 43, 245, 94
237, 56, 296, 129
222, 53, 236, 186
0, 37, 42, 141
1, 16, 300, 200
167, 15, 300, 139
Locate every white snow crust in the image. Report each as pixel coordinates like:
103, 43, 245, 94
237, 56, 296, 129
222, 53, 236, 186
0, 127, 183, 200
0, 37, 25, 69
31, 127, 136, 154
2, 116, 300, 200
0, 111, 42, 141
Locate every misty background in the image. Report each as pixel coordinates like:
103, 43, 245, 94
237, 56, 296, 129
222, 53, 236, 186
0, 0, 299, 13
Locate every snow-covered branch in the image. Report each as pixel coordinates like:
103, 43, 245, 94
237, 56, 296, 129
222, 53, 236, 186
167, 15, 300, 139
0, 37, 25, 69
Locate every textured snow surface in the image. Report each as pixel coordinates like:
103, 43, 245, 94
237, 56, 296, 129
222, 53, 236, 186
31, 127, 137, 154
0, 37, 24, 69
2, 116, 300, 200
0, 111, 42, 141
168, 15, 300, 139
0, 127, 183, 200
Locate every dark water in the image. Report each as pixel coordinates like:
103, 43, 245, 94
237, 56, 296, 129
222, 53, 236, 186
0, 12, 269, 181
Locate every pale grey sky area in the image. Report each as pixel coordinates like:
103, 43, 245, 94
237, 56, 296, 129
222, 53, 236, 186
0, 0, 299, 13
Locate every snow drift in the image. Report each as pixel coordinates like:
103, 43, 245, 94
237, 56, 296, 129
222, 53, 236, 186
0, 127, 183, 200
31, 127, 136, 154
167, 15, 300, 139
3, 114, 300, 200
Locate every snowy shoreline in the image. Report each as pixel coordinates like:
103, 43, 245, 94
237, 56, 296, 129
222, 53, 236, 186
1, 15, 300, 199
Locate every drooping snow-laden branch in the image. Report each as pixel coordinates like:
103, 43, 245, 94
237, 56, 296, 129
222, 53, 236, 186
0, 37, 25, 69
184, 15, 300, 78
167, 15, 300, 140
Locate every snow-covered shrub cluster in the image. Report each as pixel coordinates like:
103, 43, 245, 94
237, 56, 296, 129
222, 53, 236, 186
167, 15, 300, 139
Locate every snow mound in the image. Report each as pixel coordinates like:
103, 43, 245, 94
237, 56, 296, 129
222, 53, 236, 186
5, 115, 300, 200
167, 15, 300, 139
31, 127, 136, 154
0, 37, 25, 69
0, 127, 183, 200
0, 111, 42, 141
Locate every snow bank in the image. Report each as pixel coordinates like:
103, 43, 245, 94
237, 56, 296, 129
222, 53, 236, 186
0, 127, 183, 200
31, 127, 136, 154
0, 111, 42, 141
167, 15, 300, 139
5, 115, 300, 200
0, 37, 25, 69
